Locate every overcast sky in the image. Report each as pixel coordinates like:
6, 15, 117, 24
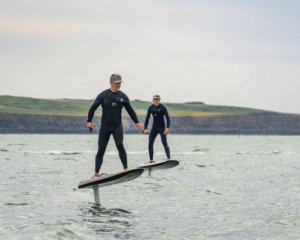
0, 0, 299, 113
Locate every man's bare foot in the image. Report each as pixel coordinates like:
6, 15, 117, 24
145, 160, 155, 164
124, 168, 128, 172
91, 172, 101, 179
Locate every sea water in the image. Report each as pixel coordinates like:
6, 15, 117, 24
0, 134, 299, 240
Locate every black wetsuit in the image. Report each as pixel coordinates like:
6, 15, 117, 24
144, 104, 171, 160
87, 89, 139, 172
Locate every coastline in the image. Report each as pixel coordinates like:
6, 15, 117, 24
1, 112, 300, 135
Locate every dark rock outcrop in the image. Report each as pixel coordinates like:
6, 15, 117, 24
0, 112, 300, 134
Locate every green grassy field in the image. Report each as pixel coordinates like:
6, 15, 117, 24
0, 95, 268, 117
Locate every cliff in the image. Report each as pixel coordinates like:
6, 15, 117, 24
1, 112, 299, 135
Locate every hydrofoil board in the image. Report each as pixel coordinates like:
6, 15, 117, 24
78, 168, 144, 189
138, 160, 179, 171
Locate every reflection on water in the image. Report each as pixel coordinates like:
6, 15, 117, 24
79, 204, 136, 239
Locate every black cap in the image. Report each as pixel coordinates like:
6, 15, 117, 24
110, 74, 123, 83
153, 95, 161, 100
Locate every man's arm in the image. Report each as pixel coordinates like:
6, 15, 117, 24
163, 105, 170, 135
124, 101, 139, 124
121, 93, 142, 129
144, 107, 151, 130
87, 94, 103, 122
164, 106, 171, 128
143, 107, 151, 134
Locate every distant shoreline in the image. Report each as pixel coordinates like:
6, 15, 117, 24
1, 112, 300, 135
1, 133, 300, 136
1, 96, 300, 135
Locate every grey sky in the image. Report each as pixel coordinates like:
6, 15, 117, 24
0, 0, 299, 113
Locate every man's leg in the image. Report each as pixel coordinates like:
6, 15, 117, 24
112, 124, 128, 170
160, 130, 171, 159
94, 127, 111, 174
148, 129, 158, 161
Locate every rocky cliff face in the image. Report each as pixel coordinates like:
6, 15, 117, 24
170, 113, 300, 134
0, 112, 299, 134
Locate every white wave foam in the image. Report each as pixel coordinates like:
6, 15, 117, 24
24, 150, 94, 155
23, 150, 205, 156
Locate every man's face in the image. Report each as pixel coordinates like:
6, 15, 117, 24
153, 98, 160, 105
110, 81, 121, 90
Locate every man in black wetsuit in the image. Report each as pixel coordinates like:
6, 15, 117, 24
143, 95, 171, 163
87, 74, 142, 178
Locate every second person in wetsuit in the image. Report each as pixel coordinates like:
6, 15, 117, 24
87, 74, 142, 178
143, 95, 171, 163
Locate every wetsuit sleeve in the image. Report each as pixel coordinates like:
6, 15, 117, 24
144, 107, 151, 129
164, 105, 171, 128
87, 93, 103, 122
123, 95, 139, 124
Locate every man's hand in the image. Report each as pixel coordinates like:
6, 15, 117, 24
87, 122, 93, 130
164, 128, 169, 135
135, 123, 142, 129
143, 129, 149, 134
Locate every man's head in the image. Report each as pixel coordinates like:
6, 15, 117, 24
153, 95, 161, 106
110, 74, 123, 91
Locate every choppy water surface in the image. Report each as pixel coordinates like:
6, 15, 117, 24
0, 134, 299, 239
